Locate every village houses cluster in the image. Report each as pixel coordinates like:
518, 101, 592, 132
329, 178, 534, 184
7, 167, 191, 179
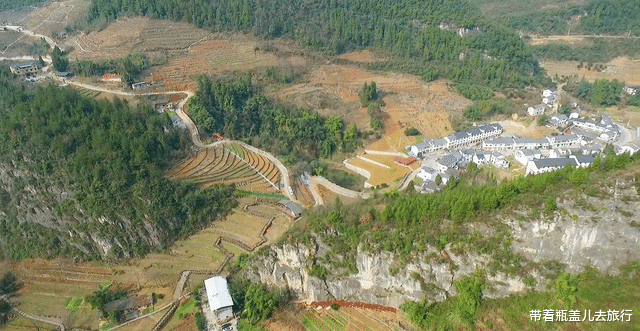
407, 88, 640, 194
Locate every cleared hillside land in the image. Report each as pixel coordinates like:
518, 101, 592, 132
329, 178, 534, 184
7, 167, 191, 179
167, 144, 281, 193
277, 66, 471, 153
540, 57, 640, 86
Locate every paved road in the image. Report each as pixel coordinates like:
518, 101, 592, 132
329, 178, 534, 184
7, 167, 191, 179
614, 124, 633, 147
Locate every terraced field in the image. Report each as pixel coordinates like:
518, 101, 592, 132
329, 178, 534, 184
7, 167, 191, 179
302, 307, 403, 331
167, 144, 281, 193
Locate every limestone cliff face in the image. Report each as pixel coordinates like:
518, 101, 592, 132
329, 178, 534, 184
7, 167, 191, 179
247, 181, 640, 307
246, 240, 545, 308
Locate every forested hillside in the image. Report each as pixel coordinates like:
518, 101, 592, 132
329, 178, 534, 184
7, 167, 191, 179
473, 0, 640, 36
0, 70, 236, 260
189, 74, 360, 162
0, 0, 44, 11
87, 0, 545, 88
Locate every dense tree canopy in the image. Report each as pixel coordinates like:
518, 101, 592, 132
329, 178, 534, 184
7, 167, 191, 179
190, 74, 360, 161
87, 0, 546, 88
0, 70, 236, 260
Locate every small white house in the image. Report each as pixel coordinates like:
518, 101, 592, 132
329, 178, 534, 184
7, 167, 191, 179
204, 276, 234, 322
527, 104, 546, 117
625, 86, 637, 95
569, 111, 580, 119
549, 114, 569, 127
514, 149, 542, 166
542, 88, 557, 98
417, 166, 439, 182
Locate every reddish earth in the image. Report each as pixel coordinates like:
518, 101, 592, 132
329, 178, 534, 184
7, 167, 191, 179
309, 300, 397, 313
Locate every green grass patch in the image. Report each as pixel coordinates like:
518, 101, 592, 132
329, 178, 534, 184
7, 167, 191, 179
142, 306, 155, 315
475, 264, 640, 330
237, 320, 262, 331
626, 106, 640, 112
225, 144, 245, 159
175, 297, 198, 319
64, 297, 83, 312
235, 190, 287, 200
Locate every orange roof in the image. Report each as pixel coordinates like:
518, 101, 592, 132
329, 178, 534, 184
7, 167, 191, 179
394, 156, 416, 165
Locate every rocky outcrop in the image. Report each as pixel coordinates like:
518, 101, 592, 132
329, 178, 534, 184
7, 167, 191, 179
247, 240, 547, 308
247, 181, 640, 308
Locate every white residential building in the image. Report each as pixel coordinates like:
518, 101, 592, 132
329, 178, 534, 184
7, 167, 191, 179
570, 155, 596, 168
625, 86, 637, 95
204, 277, 234, 322
514, 149, 542, 166
490, 151, 509, 169
549, 114, 569, 127
620, 139, 640, 155
483, 137, 515, 150
542, 88, 557, 98
526, 158, 578, 175
437, 151, 464, 172
417, 166, 439, 182
527, 104, 546, 116
409, 123, 502, 157
547, 134, 580, 147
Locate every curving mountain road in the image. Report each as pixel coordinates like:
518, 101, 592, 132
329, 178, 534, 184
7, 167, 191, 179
57, 80, 299, 202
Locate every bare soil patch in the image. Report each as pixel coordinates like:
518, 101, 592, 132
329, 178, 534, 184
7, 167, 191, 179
498, 119, 557, 139
541, 57, 640, 86
277, 65, 471, 152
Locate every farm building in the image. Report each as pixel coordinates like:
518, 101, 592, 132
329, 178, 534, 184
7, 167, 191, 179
103, 295, 154, 322
204, 276, 234, 322
10, 61, 38, 77
278, 199, 303, 218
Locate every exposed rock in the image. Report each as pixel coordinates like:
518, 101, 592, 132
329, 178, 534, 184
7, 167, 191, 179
247, 183, 640, 308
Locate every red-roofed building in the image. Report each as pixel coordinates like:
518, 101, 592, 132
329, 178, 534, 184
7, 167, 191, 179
101, 73, 122, 82
394, 156, 416, 166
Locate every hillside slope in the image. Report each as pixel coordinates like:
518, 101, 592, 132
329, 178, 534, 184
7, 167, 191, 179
0, 71, 236, 260
87, 0, 546, 88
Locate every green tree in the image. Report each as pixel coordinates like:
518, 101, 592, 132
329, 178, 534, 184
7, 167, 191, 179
555, 273, 579, 307
435, 174, 442, 185
569, 167, 589, 185
454, 275, 484, 324
545, 197, 557, 211
404, 128, 420, 136
243, 284, 279, 324
51, 46, 69, 72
